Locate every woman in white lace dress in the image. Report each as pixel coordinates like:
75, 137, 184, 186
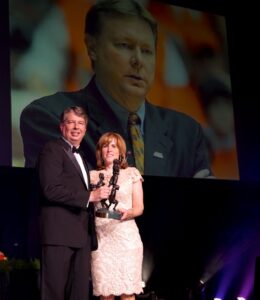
90, 132, 144, 300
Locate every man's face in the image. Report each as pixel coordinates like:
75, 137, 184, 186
60, 111, 87, 146
87, 16, 156, 107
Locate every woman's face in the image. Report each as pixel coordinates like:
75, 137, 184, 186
101, 138, 120, 167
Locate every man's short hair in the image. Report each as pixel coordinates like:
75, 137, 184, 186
60, 106, 88, 124
84, 0, 158, 46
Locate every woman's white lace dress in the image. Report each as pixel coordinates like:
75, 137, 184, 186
90, 167, 143, 296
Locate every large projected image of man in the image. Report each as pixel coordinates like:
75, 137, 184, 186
20, 0, 214, 178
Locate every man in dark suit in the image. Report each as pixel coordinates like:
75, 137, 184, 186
20, 0, 212, 178
38, 106, 111, 300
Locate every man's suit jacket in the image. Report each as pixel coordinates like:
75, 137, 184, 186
38, 137, 97, 250
21, 76, 211, 178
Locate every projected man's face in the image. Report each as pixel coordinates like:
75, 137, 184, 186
87, 15, 156, 110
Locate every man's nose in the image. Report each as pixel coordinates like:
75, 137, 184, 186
130, 48, 142, 68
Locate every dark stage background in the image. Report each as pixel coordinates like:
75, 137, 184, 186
1, 167, 260, 299
1, 0, 260, 299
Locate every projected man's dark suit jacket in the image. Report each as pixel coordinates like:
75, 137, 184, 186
21, 77, 211, 178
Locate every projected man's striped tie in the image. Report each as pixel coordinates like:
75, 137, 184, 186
128, 113, 144, 174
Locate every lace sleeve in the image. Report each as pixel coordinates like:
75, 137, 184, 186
130, 167, 144, 183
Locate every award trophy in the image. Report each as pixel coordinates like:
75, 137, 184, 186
94, 159, 123, 220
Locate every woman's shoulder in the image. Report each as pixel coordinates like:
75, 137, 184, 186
123, 167, 143, 182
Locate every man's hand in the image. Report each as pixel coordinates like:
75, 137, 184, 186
89, 185, 111, 202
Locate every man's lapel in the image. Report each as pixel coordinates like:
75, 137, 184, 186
144, 103, 174, 176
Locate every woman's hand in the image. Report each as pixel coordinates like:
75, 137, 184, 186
119, 208, 134, 221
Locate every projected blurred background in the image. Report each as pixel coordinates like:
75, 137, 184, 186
9, 0, 238, 179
